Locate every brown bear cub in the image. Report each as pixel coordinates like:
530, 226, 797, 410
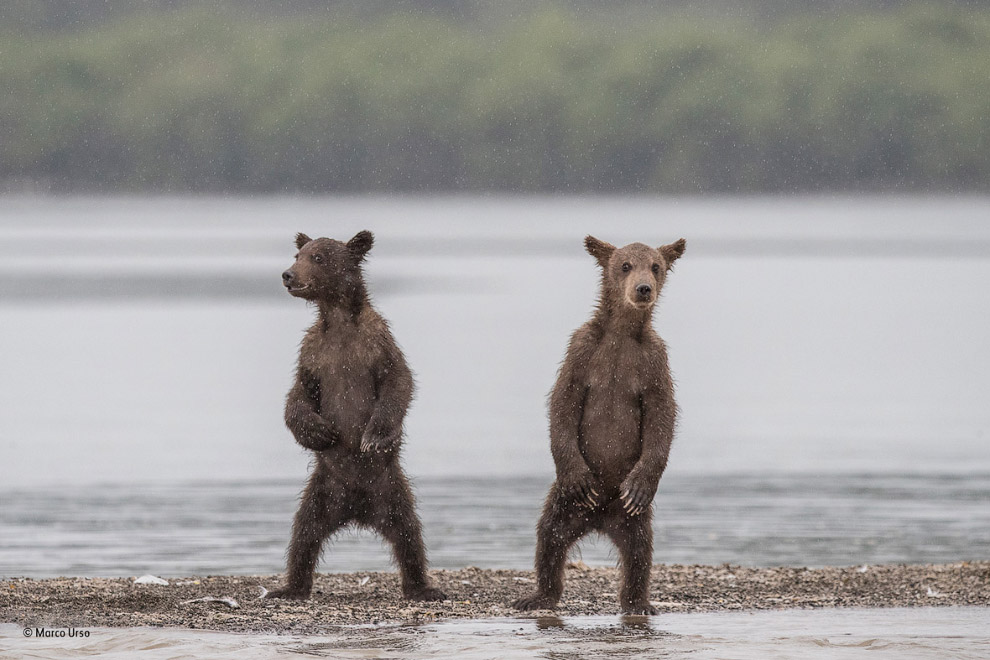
266, 230, 445, 602
512, 235, 686, 615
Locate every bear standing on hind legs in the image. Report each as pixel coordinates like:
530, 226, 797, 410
266, 230, 445, 603
512, 235, 686, 615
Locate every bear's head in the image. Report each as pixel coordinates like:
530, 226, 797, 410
282, 230, 374, 304
585, 235, 686, 310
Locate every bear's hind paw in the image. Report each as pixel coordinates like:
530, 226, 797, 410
511, 593, 559, 611
263, 586, 311, 601
621, 601, 658, 615
405, 586, 448, 602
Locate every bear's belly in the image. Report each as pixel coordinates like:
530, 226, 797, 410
578, 387, 642, 490
318, 371, 376, 451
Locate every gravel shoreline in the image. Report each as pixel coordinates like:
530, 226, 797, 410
3, 562, 987, 634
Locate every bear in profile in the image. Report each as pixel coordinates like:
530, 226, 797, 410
513, 235, 686, 615
266, 230, 445, 602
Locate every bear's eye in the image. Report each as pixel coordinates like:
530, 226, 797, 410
621, 262, 631, 273
652, 263, 660, 274
312, 254, 324, 264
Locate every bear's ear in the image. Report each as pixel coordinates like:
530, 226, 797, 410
659, 238, 686, 270
584, 235, 616, 268
347, 230, 374, 262
295, 232, 312, 250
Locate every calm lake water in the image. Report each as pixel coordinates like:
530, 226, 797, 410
1, 195, 989, 579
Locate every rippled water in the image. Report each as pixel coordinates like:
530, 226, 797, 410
3, 608, 989, 659
2, 473, 987, 577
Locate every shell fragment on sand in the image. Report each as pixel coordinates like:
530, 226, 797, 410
182, 596, 240, 609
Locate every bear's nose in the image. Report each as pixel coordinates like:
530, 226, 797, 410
282, 270, 295, 284
636, 284, 653, 297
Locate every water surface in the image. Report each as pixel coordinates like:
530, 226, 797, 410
2, 473, 987, 577
3, 608, 988, 659
2, 196, 988, 488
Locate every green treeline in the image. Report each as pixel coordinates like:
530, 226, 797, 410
2, 3, 989, 192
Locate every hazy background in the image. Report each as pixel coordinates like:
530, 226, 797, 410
3, 0, 990, 194
2, 196, 990, 489
1, 1, 988, 577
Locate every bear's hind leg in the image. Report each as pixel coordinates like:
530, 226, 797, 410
266, 474, 349, 600
372, 472, 447, 602
604, 506, 658, 615
512, 488, 592, 611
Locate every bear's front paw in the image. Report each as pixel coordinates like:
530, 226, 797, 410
511, 592, 559, 611
299, 428, 336, 451
619, 475, 656, 516
360, 428, 400, 454
558, 471, 600, 509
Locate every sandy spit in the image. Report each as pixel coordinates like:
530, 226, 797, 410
2, 562, 988, 634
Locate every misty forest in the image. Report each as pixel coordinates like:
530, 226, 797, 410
2, 0, 989, 193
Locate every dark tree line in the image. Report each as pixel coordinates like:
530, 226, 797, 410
2, 2, 989, 192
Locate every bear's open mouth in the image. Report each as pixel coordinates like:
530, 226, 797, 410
286, 284, 310, 293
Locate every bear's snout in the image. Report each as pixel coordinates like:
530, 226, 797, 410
283, 269, 309, 295
635, 283, 653, 299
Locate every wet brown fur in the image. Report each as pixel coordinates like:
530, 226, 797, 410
513, 235, 686, 615
266, 231, 445, 602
